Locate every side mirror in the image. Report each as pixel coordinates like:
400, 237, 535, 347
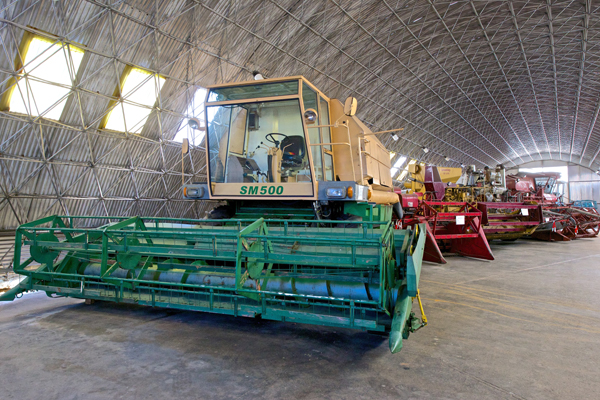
344, 97, 357, 116
304, 108, 318, 124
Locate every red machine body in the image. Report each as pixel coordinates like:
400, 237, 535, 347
530, 206, 600, 241
423, 166, 447, 201
400, 193, 420, 209
505, 172, 561, 205
396, 200, 494, 264
395, 179, 494, 264
476, 202, 543, 240
504, 171, 599, 241
506, 175, 535, 193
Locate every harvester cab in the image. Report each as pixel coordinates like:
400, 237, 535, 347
511, 172, 563, 204
184, 76, 401, 221
533, 174, 563, 204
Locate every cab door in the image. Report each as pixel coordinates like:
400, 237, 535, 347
302, 83, 323, 181
319, 97, 334, 181
301, 81, 336, 182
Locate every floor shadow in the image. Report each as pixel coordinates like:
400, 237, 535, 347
43, 299, 389, 362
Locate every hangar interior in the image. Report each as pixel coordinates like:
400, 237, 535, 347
0, 1, 599, 399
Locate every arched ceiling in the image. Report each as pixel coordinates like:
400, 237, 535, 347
0, 0, 599, 227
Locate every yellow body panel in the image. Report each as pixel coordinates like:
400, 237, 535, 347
369, 190, 400, 204
437, 167, 463, 183
403, 164, 462, 198
329, 99, 393, 191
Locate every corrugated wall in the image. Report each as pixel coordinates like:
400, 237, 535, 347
568, 165, 600, 202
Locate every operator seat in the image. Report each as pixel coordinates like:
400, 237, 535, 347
280, 135, 305, 168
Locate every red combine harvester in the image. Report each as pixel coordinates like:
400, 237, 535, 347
507, 172, 599, 241
395, 166, 494, 264
505, 173, 562, 205
440, 164, 544, 241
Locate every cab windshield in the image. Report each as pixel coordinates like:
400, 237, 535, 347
535, 177, 556, 194
206, 99, 311, 184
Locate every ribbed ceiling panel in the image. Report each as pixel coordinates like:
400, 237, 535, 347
0, 0, 598, 228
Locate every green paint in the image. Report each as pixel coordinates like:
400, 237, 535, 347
344, 203, 392, 222
240, 185, 284, 195
9, 214, 426, 354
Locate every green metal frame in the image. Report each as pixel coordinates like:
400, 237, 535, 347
344, 203, 393, 222
3, 215, 425, 353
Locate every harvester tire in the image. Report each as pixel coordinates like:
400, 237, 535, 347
205, 205, 235, 226
393, 202, 404, 220
338, 214, 362, 229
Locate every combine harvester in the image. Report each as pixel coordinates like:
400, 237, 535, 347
507, 172, 600, 241
444, 165, 543, 241
395, 163, 545, 263
397, 165, 494, 264
402, 162, 462, 201
1, 76, 427, 353
504, 172, 563, 205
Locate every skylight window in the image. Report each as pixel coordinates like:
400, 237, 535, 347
390, 156, 408, 177
7, 35, 84, 120
519, 166, 569, 182
104, 68, 165, 133
172, 87, 207, 145
398, 159, 416, 181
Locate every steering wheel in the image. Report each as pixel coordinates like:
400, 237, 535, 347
265, 133, 288, 146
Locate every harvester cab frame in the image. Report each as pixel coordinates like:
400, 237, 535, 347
510, 172, 564, 204
183, 76, 400, 222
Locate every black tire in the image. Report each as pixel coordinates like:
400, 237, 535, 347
207, 205, 234, 219
337, 214, 362, 229
393, 202, 404, 220
204, 205, 235, 226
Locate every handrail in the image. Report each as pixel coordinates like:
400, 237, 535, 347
21, 215, 389, 226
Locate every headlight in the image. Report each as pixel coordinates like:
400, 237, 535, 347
326, 187, 345, 198
184, 186, 204, 198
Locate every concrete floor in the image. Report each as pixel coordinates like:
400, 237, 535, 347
1, 238, 599, 400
